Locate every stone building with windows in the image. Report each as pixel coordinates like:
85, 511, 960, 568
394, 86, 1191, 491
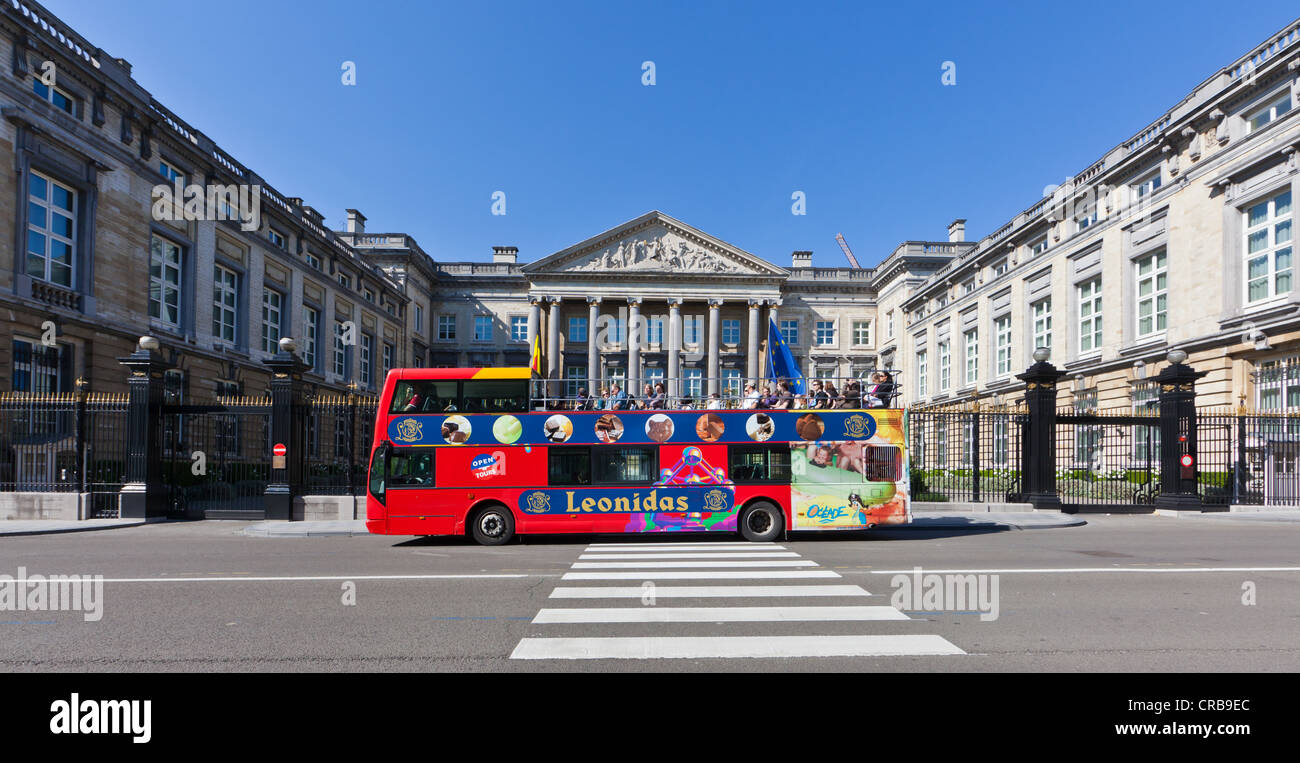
0, 1, 408, 399
880, 18, 1300, 414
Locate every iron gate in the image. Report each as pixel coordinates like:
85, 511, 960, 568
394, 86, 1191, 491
160, 396, 272, 519
1053, 411, 1160, 511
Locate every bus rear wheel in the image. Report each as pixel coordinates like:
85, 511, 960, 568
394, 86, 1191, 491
739, 501, 783, 543
470, 504, 515, 546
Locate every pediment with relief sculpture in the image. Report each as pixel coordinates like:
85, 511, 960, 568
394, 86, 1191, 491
523, 212, 786, 278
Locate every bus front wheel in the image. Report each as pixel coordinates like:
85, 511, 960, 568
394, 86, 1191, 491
470, 504, 515, 546
739, 501, 783, 543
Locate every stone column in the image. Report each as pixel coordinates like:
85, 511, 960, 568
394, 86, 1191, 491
546, 297, 561, 401
627, 297, 642, 396
526, 297, 542, 353
707, 298, 722, 396
667, 298, 682, 399
587, 297, 601, 390
747, 299, 761, 385
764, 299, 781, 379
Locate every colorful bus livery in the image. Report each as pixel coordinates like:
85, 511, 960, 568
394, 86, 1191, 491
365, 367, 910, 544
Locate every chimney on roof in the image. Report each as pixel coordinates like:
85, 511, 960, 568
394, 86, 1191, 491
947, 219, 966, 243
791, 250, 813, 268
345, 209, 367, 234
493, 246, 519, 264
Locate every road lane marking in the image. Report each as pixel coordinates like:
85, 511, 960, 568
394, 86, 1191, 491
82, 574, 532, 583
585, 543, 780, 549
549, 584, 873, 598
532, 606, 910, 623
570, 560, 818, 569
867, 567, 1300, 574
579, 552, 800, 560
510, 635, 965, 659
562, 570, 841, 580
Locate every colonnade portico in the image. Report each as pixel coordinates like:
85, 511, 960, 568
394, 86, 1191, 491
524, 293, 784, 396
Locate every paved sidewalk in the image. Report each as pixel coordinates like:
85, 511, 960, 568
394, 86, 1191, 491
243, 520, 370, 537
0, 518, 147, 536
1155, 509, 1300, 523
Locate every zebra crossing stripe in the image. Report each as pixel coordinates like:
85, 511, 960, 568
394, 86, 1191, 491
549, 585, 872, 599
532, 606, 910, 623
562, 570, 841, 580
579, 552, 800, 560
584, 543, 781, 549
570, 560, 818, 569
510, 635, 966, 659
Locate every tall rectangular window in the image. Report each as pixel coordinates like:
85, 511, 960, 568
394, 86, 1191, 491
938, 341, 951, 391
722, 368, 742, 397
684, 316, 703, 345
1030, 236, 1049, 256
780, 319, 798, 345
1078, 278, 1102, 353
149, 235, 182, 328
815, 320, 835, 346
1135, 249, 1168, 336
568, 317, 587, 343
852, 320, 870, 346
511, 315, 528, 342
1245, 190, 1292, 303
261, 288, 283, 353
302, 306, 319, 369
1132, 381, 1160, 463
360, 334, 373, 387
212, 264, 238, 344
964, 329, 978, 385
1032, 298, 1052, 352
32, 75, 73, 112
916, 350, 927, 398
565, 366, 587, 397
383, 343, 394, 380
887, 312, 894, 338
995, 315, 1012, 376
11, 339, 67, 393
683, 368, 703, 400
438, 314, 456, 340
26, 170, 76, 287
722, 319, 741, 345
646, 317, 663, 345
414, 304, 424, 335
333, 320, 347, 377
474, 316, 493, 342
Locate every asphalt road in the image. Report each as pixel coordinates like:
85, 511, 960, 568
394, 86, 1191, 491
1, 515, 1298, 672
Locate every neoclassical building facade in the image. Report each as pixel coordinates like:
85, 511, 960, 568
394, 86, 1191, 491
3, 1, 1300, 419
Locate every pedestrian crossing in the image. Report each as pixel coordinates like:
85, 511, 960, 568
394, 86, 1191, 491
510, 541, 965, 660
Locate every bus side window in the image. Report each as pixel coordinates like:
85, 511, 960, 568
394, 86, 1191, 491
462, 380, 529, 413
549, 447, 591, 486
368, 443, 390, 503
863, 446, 901, 482
389, 450, 435, 487
728, 445, 791, 483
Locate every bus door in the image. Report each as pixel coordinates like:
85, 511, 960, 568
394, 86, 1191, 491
383, 447, 442, 519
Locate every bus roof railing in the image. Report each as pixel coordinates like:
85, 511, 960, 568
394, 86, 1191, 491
526, 373, 902, 412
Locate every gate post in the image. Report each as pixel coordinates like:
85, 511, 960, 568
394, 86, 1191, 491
1153, 349, 1207, 511
264, 337, 310, 521
118, 337, 173, 519
1016, 348, 1066, 510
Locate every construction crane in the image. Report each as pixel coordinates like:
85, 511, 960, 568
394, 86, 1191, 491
835, 233, 862, 269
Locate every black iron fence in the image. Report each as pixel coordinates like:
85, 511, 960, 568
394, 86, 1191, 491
305, 393, 378, 495
0, 391, 129, 517
1053, 409, 1162, 509
907, 407, 1025, 502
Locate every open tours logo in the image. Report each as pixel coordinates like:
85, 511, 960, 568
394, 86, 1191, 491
0, 567, 104, 622
890, 567, 999, 622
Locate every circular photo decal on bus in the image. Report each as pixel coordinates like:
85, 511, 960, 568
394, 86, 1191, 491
695, 413, 724, 442
746, 412, 775, 442
646, 413, 675, 443
493, 415, 522, 445
442, 415, 471, 444
596, 414, 624, 443
543, 414, 573, 443
795, 413, 825, 442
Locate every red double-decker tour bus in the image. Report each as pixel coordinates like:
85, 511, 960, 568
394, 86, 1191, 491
365, 367, 909, 545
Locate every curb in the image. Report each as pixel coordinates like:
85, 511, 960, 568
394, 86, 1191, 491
0, 519, 148, 537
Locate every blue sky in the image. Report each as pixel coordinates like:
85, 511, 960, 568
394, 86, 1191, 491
46, 0, 1300, 267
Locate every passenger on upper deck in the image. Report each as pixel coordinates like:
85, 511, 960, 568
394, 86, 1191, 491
609, 384, 628, 411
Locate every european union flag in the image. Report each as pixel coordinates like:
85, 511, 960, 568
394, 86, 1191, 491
766, 318, 805, 394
